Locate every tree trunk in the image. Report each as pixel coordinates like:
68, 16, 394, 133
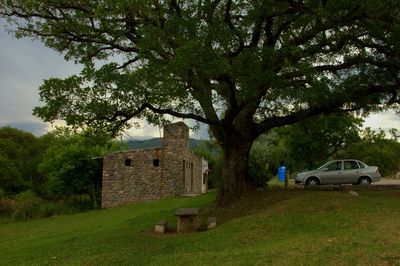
216, 138, 254, 206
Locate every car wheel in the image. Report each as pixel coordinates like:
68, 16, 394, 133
306, 177, 320, 186
358, 177, 371, 186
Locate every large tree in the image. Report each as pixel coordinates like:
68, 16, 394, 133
1, 0, 399, 205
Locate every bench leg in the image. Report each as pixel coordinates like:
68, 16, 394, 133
177, 216, 199, 233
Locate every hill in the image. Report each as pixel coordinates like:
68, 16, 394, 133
126, 138, 203, 149
1, 189, 400, 265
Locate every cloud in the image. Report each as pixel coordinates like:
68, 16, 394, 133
123, 120, 209, 140
363, 111, 400, 131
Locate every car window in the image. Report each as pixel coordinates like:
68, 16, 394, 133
326, 161, 342, 171
358, 161, 366, 168
344, 161, 359, 170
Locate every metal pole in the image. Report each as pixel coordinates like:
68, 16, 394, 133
285, 169, 289, 190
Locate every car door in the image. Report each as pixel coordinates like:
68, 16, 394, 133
342, 160, 361, 184
319, 161, 343, 184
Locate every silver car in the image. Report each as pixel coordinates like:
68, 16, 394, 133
295, 159, 381, 186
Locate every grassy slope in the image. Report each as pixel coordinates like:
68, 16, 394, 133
1, 189, 400, 266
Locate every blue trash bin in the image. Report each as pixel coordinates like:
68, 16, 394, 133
278, 166, 286, 182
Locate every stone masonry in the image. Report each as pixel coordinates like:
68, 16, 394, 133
101, 122, 207, 208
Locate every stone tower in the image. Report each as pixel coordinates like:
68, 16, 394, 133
160, 122, 190, 196
163, 122, 189, 149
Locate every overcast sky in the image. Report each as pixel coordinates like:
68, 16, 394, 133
0, 19, 209, 139
1, 19, 399, 140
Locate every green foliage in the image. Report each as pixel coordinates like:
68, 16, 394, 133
193, 140, 222, 189
0, 127, 49, 194
251, 113, 362, 176
2, 0, 400, 203
37, 201, 59, 218
340, 128, 400, 176
0, 190, 60, 221
252, 114, 400, 177
248, 132, 278, 185
38, 128, 127, 209
250, 130, 283, 177
279, 114, 362, 171
248, 159, 269, 188
11, 190, 43, 221
0, 126, 128, 220
0, 197, 14, 216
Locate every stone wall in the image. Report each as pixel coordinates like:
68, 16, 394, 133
101, 122, 207, 208
182, 151, 203, 194
101, 148, 163, 208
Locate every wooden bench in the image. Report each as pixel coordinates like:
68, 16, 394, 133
175, 208, 199, 233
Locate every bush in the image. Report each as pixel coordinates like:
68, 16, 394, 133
0, 198, 17, 217
67, 194, 92, 212
38, 201, 60, 218
0, 192, 96, 221
0, 188, 6, 199
248, 162, 269, 188
11, 190, 43, 221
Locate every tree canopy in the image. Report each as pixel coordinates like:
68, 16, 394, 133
2, 0, 400, 204
0, 127, 45, 194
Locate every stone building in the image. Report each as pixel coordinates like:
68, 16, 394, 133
101, 122, 208, 208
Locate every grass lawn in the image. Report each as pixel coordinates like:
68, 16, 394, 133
1, 189, 400, 265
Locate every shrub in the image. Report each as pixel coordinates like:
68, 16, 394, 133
38, 201, 60, 218
0, 188, 6, 199
248, 162, 269, 188
67, 194, 92, 212
12, 190, 43, 221
0, 198, 17, 217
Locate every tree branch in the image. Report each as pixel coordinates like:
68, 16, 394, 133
254, 83, 397, 137
143, 103, 218, 125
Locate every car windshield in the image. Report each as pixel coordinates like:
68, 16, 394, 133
357, 161, 367, 168
317, 162, 331, 170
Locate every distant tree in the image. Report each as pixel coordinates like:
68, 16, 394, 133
250, 130, 281, 178
193, 139, 223, 189
2, 1, 400, 204
0, 150, 22, 193
280, 113, 362, 170
38, 128, 127, 209
341, 128, 400, 176
251, 113, 362, 176
0, 127, 44, 194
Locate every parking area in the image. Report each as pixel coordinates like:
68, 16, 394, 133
373, 178, 400, 186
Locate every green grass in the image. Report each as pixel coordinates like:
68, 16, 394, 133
1, 189, 400, 265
